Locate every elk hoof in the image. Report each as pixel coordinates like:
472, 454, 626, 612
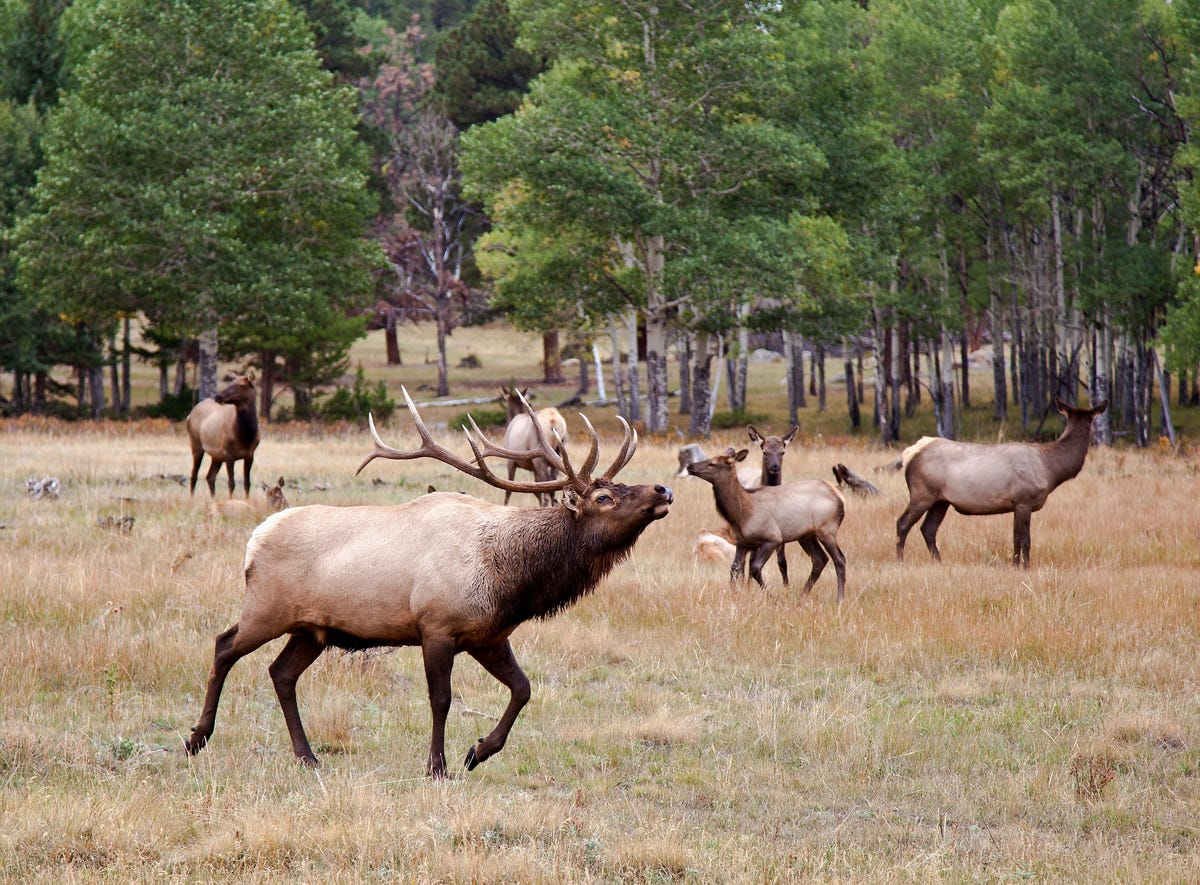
298, 754, 320, 769
183, 730, 206, 756
464, 738, 484, 770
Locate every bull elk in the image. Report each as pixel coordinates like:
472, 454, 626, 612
687, 448, 847, 601
496, 386, 569, 506
186, 374, 259, 498
895, 398, 1108, 567
184, 387, 672, 778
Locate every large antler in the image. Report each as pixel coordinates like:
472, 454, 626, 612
355, 387, 572, 496
467, 387, 638, 485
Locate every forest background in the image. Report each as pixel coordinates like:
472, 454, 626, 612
4, 0, 1200, 447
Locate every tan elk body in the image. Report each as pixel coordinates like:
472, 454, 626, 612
186, 374, 260, 497
895, 398, 1108, 566
687, 448, 847, 601
185, 388, 672, 778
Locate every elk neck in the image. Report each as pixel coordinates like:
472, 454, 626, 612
480, 503, 645, 630
1041, 412, 1094, 486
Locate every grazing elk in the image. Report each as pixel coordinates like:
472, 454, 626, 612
687, 448, 847, 601
184, 387, 672, 778
747, 423, 799, 583
496, 386, 569, 506
895, 398, 1108, 567
186, 374, 259, 498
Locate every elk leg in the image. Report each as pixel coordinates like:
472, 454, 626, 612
186, 623, 271, 756
189, 452, 205, 495
919, 501, 951, 561
796, 537, 828, 595
895, 499, 930, 560
223, 460, 236, 497
775, 543, 789, 587
268, 632, 326, 766
730, 543, 752, 584
204, 459, 223, 497
748, 543, 778, 587
421, 637, 456, 778
463, 640, 531, 771
1012, 505, 1032, 568
241, 455, 254, 498
820, 534, 847, 603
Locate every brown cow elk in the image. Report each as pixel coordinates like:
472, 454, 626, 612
184, 387, 672, 778
186, 374, 259, 498
496, 386, 569, 506
895, 398, 1108, 567
687, 448, 847, 601
747, 423, 799, 583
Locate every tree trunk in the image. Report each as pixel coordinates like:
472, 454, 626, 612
121, 317, 132, 415
689, 332, 714, 438
990, 293, 1007, 423
435, 309, 450, 397
198, 328, 219, 400
1092, 314, 1113, 445
816, 345, 826, 411
608, 317, 626, 416
626, 307, 642, 423
843, 337, 860, 431
385, 311, 401, 365
542, 330, 564, 383
592, 342, 607, 403
678, 334, 691, 415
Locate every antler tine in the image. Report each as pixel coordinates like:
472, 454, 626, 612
599, 416, 638, 482
466, 415, 567, 474
356, 387, 571, 496
575, 413, 601, 477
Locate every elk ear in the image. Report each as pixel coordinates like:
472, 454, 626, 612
782, 425, 799, 445
1091, 400, 1109, 415
733, 448, 750, 463
747, 425, 763, 445
245, 370, 256, 384
562, 488, 581, 513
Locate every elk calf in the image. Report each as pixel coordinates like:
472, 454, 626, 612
896, 398, 1108, 567
185, 388, 672, 778
687, 448, 847, 601
186, 374, 259, 498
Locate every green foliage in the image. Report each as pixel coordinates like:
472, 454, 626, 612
316, 365, 396, 423
13, 0, 382, 396
449, 407, 506, 431
433, 0, 543, 129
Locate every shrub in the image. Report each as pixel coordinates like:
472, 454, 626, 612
137, 385, 197, 422
450, 408, 507, 431
317, 367, 396, 424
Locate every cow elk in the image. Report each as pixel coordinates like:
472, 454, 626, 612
895, 398, 1108, 567
677, 442, 760, 488
687, 448, 847, 601
184, 387, 672, 778
747, 423, 799, 582
186, 374, 259, 498
496, 386, 569, 506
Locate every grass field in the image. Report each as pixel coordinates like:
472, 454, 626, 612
1, 326, 1199, 881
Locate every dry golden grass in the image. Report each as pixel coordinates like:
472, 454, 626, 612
1, 395, 1199, 882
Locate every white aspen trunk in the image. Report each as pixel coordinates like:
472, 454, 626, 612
592, 342, 607, 403
942, 325, 957, 439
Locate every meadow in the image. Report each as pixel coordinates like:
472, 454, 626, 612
1, 326, 1199, 882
